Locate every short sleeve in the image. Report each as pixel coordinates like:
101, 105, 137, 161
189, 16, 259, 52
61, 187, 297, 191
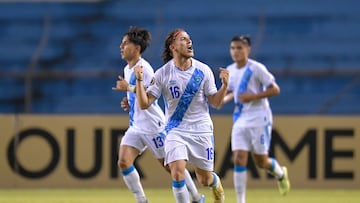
146, 68, 163, 99
256, 64, 275, 87
227, 66, 236, 92
142, 64, 155, 88
203, 66, 218, 96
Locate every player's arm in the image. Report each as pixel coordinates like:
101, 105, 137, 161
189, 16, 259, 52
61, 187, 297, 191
215, 91, 234, 109
239, 81, 280, 103
262, 82, 280, 98
223, 92, 234, 104
208, 68, 229, 109
134, 65, 156, 109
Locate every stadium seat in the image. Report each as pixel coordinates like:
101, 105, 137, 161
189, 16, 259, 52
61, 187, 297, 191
1, 0, 360, 114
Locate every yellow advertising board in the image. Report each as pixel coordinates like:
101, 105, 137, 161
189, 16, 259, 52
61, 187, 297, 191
0, 114, 359, 189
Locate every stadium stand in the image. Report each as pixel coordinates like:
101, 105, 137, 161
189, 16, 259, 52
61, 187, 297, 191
0, 0, 359, 114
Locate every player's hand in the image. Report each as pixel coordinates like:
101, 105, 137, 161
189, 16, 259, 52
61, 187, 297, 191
134, 65, 144, 81
120, 97, 130, 111
219, 68, 229, 86
112, 76, 129, 91
239, 92, 255, 103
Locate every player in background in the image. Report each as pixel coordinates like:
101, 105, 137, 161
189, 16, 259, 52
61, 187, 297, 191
133, 28, 228, 203
112, 26, 204, 203
218, 35, 290, 203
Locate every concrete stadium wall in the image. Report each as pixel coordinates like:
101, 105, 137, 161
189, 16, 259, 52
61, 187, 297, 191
0, 114, 359, 189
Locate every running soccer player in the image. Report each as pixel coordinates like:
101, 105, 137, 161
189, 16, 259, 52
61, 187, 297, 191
133, 28, 228, 203
219, 35, 290, 203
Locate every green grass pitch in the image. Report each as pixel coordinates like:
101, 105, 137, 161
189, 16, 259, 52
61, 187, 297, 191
0, 188, 359, 203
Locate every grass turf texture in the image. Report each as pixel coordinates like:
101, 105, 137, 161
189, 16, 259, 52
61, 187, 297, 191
0, 188, 359, 203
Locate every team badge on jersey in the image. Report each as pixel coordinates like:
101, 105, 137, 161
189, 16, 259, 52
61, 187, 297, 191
194, 76, 203, 84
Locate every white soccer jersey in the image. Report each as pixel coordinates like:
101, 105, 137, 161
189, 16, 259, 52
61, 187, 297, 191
147, 58, 218, 134
227, 58, 275, 127
124, 58, 165, 133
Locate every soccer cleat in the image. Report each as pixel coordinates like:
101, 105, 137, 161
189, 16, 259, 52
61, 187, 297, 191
277, 166, 290, 196
212, 183, 225, 203
192, 194, 205, 203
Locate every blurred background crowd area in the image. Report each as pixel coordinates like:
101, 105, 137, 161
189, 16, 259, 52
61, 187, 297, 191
0, 0, 359, 115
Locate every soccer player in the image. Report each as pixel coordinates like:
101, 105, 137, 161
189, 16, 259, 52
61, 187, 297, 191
218, 35, 290, 203
133, 28, 228, 203
112, 26, 204, 203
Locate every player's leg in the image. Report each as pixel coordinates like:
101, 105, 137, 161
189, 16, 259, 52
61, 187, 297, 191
156, 158, 203, 203
252, 125, 290, 196
184, 169, 204, 203
118, 129, 149, 203
233, 150, 248, 203
118, 145, 148, 203
150, 130, 203, 202
253, 154, 283, 178
253, 153, 290, 195
195, 168, 224, 203
231, 126, 251, 203
164, 131, 192, 203
188, 134, 224, 203
168, 159, 190, 203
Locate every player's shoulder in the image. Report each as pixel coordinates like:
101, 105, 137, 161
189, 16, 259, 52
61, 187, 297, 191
153, 60, 171, 79
156, 60, 171, 72
139, 58, 153, 70
191, 58, 214, 78
248, 58, 267, 70
192, 58, 211, 70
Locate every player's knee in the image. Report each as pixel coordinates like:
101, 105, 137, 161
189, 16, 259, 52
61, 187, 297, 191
234, 159, 246, 166
233, 152, 247, 166
171, 169, 185, 181
117, 158, 131, 170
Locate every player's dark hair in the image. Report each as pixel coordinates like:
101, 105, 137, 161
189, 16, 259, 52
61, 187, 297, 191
162, 28, 185, 63
231, 35, 251, 46
125, 26, 151, 54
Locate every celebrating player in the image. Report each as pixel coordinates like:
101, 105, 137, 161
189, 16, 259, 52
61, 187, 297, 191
134, 28, 228, 203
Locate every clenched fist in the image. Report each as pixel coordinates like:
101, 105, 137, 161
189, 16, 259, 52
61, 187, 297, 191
219, 67, 229, 87
134, 65, 143, 81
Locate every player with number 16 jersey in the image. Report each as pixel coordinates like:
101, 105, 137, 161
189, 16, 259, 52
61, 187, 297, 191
136, 29, 228, 203
147, 58, 217, 135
